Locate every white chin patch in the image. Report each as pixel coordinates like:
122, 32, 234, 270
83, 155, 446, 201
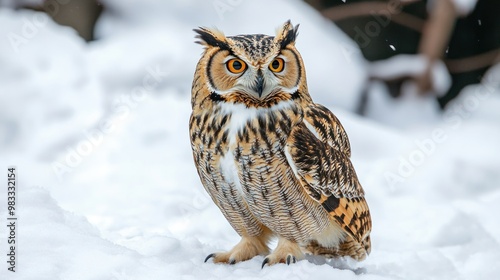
219, 100, 295, 144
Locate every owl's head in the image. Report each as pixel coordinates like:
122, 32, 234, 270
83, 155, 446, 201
192, 21, 311, 109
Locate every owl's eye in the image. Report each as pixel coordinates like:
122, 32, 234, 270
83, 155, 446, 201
226, 58, 247, 74
269, 58, 285, 73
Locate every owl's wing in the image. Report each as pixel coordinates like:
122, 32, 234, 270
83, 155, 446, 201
286, 103, 371, 243
302, 103, 351, 157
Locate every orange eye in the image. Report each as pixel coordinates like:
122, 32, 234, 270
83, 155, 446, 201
226, 58, 247, 74
269, 58, 284, 72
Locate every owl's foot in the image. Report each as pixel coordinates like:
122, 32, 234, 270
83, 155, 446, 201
261, 237, 304, 268
205, 235, 269, 264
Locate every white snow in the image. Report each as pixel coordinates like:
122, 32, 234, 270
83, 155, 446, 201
365, 55, 452, 127
368, 54, 451, 96
428, 0, 478, 15
1, 1, 500, 279
451, 0, 478, 15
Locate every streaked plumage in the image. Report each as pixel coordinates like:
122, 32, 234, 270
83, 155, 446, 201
189, 21, 371, 267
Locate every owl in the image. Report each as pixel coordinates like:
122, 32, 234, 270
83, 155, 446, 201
189, 21, 371, 268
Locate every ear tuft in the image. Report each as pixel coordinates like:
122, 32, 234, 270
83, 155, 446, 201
275, 20, 299, 48
193, 27, 230, 50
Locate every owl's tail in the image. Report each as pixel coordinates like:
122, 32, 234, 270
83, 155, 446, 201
303, 234, 371, 261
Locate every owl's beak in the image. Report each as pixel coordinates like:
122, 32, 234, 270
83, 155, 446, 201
253, 74, 265, 98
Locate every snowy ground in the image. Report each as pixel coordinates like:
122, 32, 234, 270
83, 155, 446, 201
1, 0, 500, 279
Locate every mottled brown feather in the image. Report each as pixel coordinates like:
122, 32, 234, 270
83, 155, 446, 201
287, 104, 371, 258
305, 234, 371, 261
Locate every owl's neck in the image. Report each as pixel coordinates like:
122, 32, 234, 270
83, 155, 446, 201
215, 99, 302, 146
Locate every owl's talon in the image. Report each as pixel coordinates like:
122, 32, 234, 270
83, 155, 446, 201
286, 255, 296, 265
204, 253, 216, 263
261, 257, 270, 269
262, 237, 303, 266
205, 236, 270, 265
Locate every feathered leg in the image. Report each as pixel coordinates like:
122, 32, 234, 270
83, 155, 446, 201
261, 237, 304, 268
205, 228, 272, 264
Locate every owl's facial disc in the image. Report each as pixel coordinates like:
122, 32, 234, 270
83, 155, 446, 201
220, 57, 278, 100
200, 26, 302, 105
223, 54, 296, 101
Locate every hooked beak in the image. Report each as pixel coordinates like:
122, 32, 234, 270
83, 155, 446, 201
253, 73, 265, 98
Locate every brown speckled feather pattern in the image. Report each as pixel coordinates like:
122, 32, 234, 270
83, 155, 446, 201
190, 99, 334, 242
190, 21, 371, 263
305, 235, 371, 261
286, 104, 371, 260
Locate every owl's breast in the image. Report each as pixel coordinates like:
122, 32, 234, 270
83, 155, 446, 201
215, 101, 330, 242
190, 100, 330, 242
216, 100, 300, 197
